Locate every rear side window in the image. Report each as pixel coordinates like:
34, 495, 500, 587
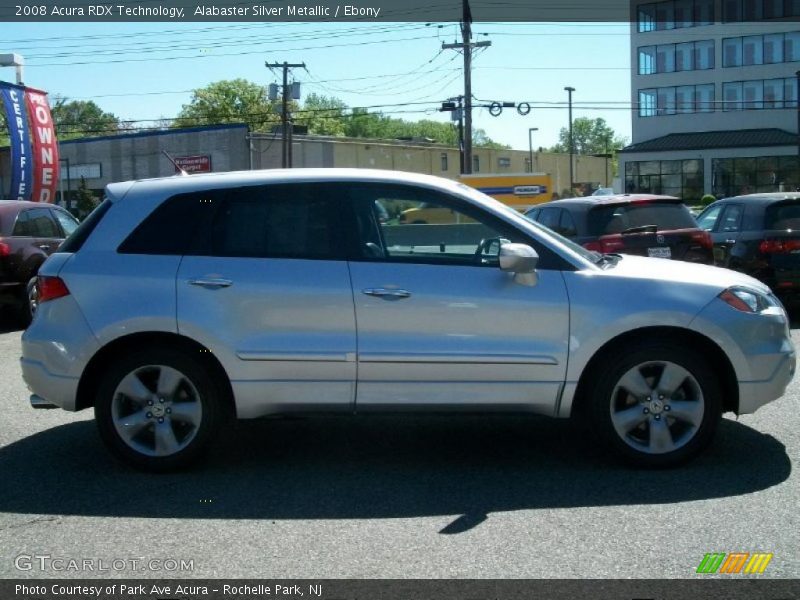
59, 198, 111, 253
587, 202, 697, 236
118, 191, 211, 255
205, 184, 345, 260
765, 201, 800, 230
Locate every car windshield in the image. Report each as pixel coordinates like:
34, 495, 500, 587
587, 202, 697, 236
765, 200, 800, 230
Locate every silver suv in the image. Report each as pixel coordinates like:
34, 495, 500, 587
21, 169, 796, 470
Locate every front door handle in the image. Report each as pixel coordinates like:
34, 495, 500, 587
725, 239, 736, 244
362, 287, 411, 300
189, 277, 233, 289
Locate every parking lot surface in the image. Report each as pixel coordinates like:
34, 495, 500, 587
0, 316, 798, 578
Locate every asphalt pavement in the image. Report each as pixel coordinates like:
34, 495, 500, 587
0, 313, 797, 579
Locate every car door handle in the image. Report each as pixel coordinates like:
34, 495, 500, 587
188, 277, 233, 289
362, 288, 411, 299
725, 239, 736, 244
38, 244, 51, 251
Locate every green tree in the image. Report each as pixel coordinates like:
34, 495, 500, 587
297, 93, 347, 136
176, 78, 286, 132
74, 176, 99, 218
550, 117, 627, 155
50, 98, 121, 140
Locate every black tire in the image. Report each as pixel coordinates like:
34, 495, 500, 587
588, 341, 721, 468
94, 347, 224, 472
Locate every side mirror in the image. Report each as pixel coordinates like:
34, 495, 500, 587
499, 243, 539, 286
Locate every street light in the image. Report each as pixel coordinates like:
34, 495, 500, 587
0, 53, 24, 84
528, 127, 539, 173
564, 86, 576, 192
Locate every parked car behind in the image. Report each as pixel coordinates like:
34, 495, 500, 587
525, 194, 714, 264
697, 193, 800, 301
21, 170, 794, 471
0, 200, 80, 324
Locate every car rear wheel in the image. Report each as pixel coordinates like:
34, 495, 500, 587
589, 342, 721, 467
94, 348, 223, 471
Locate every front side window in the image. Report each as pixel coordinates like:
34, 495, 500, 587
20, 208, 60, 238
697, 204, 723, 231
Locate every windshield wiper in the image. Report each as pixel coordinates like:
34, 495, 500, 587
621, 224, 658, 235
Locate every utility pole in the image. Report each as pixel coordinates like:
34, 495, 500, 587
265, 61, 305, 168
443, 0, 490, 174
564, 86, 576, 191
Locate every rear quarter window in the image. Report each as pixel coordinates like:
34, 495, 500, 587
59, 198, 112, 253
587, 202, 697, 236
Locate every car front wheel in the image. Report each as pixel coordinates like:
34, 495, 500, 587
590, 342, 722, 468
94, 348, 223, 471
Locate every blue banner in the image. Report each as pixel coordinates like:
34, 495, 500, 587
1, 82, 33, 200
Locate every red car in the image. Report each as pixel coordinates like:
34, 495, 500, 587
525, 194, 714, 264
0, 200, 80, 324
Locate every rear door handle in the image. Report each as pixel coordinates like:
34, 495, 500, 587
725, 239, 736, 244
189, 277, 233, 289
362, 288, 411, 300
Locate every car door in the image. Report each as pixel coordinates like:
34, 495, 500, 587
176, 183, 357, 417
712, 203, 744, 267
343, 183, 571, 414
697, 203, 725, 264
26, 207, 62, 258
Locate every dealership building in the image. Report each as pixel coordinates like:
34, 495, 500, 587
0, 123, 606, 203
620, 0, 800, 201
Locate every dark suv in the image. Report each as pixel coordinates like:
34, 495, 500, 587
525, 194, 713, 264
696, 193, 800, 301
0, 200, 79, 323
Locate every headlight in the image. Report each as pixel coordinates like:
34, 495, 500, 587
719, 286, 776, 313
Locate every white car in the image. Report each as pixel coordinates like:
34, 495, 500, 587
21, 169, 795, 470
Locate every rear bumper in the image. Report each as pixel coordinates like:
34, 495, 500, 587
20, 357, 80, 411
0, 281, 22, 305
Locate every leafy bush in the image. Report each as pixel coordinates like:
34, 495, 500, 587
700, 194, 716, 206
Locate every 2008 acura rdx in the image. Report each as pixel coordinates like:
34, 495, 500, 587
21, 169, 796, 470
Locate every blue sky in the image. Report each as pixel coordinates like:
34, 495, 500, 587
2, 21, 632, 150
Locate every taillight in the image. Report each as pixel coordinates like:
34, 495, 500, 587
583, 235, 624, 253
691, 230, 713, 249
37, 276, 70, 303
0, 242, 9, 257
759, 239, 800, 254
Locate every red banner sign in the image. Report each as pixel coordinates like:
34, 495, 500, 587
24, 90, 59, 203
174, 155, 212, 173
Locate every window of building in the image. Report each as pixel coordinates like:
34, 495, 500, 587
722, 0, 742, 21
472, 156, 480, 173
498, 157, 512, 168
696, 84, 715, 112
764, 33, 784, 63
657, 87, 677, 115
764, 78, 783, 108
742, 0, 763, 19
763, 0, 784, 18
713, 156, 800, 197
624, 159, 705, 201
743, 80, 764, 109
440, 153, 448, 171
639, 89, 657, 117
788, 0, 800, 17
674, 0, 694, 26
639, 46, 656, 74
723, 37, 742, 66
695, 40, 715, 69
742, 35, 763, 65
524, 157, 532, 173
656, 44, 676, 72
638, 3, 657, 32
695, 0, 715, 24
786, 32, 800, 62
675, 42, 694, 71
723, 82, 743, 110
676, 86, 695, 113
655, 2, 675, 29
786, 76, 798, 107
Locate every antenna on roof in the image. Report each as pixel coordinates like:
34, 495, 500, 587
162, 151, 189, 176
